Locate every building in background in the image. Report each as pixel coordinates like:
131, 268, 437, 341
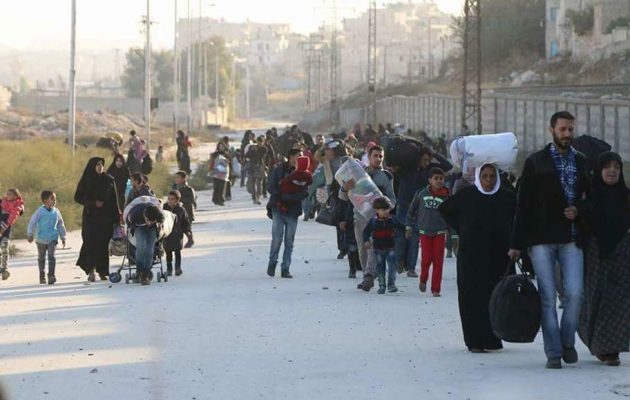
546, 0, 630, 61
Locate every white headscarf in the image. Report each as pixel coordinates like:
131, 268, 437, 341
474, 164, 501, 196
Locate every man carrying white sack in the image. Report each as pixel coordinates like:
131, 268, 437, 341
340, 145, 396, 292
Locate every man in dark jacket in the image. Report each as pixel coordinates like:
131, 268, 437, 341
266, 148, 308, 278
509, 111, 590, 369
395, 147, 452, 277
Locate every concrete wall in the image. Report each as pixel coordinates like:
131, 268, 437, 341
302, 93, 630, 160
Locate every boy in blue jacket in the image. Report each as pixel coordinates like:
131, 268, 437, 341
27, 191, 67, 285
363, 197, 405, 294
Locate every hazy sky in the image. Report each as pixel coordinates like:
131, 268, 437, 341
0, 0, 464, 51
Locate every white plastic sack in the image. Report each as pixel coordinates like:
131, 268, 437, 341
450, 132, 518, 171
334, 159, 383, 219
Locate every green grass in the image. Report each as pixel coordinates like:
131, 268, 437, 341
1, 139, 173, 240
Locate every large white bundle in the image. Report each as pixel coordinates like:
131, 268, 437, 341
450, 132, 518, 171
335, 159, 383, 219
124, 196, 174, 246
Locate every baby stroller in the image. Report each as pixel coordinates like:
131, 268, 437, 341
109, 196, 174, 284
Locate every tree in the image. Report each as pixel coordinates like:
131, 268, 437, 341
453, 0, 545, 67
121, 48, 174, 100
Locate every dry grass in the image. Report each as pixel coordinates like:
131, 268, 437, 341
1, 139, 173, 239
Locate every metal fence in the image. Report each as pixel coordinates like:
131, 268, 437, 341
302, 93, 630, 160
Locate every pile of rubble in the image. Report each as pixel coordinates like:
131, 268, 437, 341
0, 108, 171, 141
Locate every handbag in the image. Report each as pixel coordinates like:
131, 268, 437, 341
489, 260, 541, 343
315, 196, 337, 226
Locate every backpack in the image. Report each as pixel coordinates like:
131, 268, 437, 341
141, 155, 153, 175
489, 261, 541, 343
383, 134, 423, 169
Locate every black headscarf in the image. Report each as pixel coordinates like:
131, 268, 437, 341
107, 154, 129, 190
588, 151, 630, 258
75, 157, 111, 204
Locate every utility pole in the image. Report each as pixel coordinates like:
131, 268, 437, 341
174, 0, 179, 133
186, 0, 193, 132
230, 57, 236, 120
329, 0, 339, 126
204, 43, 208, 96
215, 51, 219, 125
461, 0, 482, 134
144, 0, 152, 149
245, 61, 250, 119
427, 17, 433, 80
68, 0, 77, 156
197, 0, 203, 99
367, 0, 377, 124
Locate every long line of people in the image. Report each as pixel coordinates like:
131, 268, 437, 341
2, 115, 629, 370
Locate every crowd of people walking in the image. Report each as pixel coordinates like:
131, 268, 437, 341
2, 112, 630, 369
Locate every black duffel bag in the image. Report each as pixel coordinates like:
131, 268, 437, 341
383, 135, 423, 169
315, 195, 337, 226
489, 260, 541, 343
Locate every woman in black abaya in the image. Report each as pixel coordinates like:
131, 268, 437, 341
107, 153, 130, 211
75, 157, 121, 282
439, 163, 516, 352
578, 152, 630, 366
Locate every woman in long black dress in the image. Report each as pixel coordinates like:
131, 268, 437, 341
439, 163, 516, 352
578, 152, 630, 366
75, 157, 121, 282
107, 153, 130, 212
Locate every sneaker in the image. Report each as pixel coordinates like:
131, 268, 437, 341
357, 282, 364, 290
432, 292, 441, 297
562, 347, 578, 364
377, 287, 386, 294
419, 281, 427, 293
388, 286, 398, 293
175, 268, 183, 276
39, 275, 47, 284
407, 271, 418, 278
360, 275, 374, 292
469, 348, 486, 354
184, 239, 195, 248
546, 358, 562, 369
99, 273, 108, 281
48, 275, 56, 285
336, 251, 346, 260
141, 275, 151, 286
1, 269, 10, 280
446, 249, 453, 258
281, 271, 293, 279
267, 264, 276, 277
167, 266, 173, 276
396, 261, 405, 274
348, 271, 356, 279
87, 271, 95, 282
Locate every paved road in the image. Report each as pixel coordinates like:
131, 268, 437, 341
1, 186, 629, 400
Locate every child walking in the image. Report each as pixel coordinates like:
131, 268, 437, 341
173, 171, 197, 248
27, 191, 67, 285
363, 197, 405, 294
163, 190, 192, 276
406, 167, 450, 297
0, 188, 25, 280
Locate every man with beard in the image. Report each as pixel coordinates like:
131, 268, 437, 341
509, 111, 591, 369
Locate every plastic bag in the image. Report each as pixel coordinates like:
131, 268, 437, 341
450, 133, 518, 171
334, 159, 383, 219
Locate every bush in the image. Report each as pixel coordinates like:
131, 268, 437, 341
1, 139, 173, 239
189, 160, 210, 191
567, 7, 594, 36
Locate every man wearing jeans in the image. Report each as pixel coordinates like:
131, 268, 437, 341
266, 148, 308, 278
509, 111, 590, 369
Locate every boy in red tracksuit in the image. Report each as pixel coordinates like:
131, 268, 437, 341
406, 168, 450, 297
278, 156, 313, 213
